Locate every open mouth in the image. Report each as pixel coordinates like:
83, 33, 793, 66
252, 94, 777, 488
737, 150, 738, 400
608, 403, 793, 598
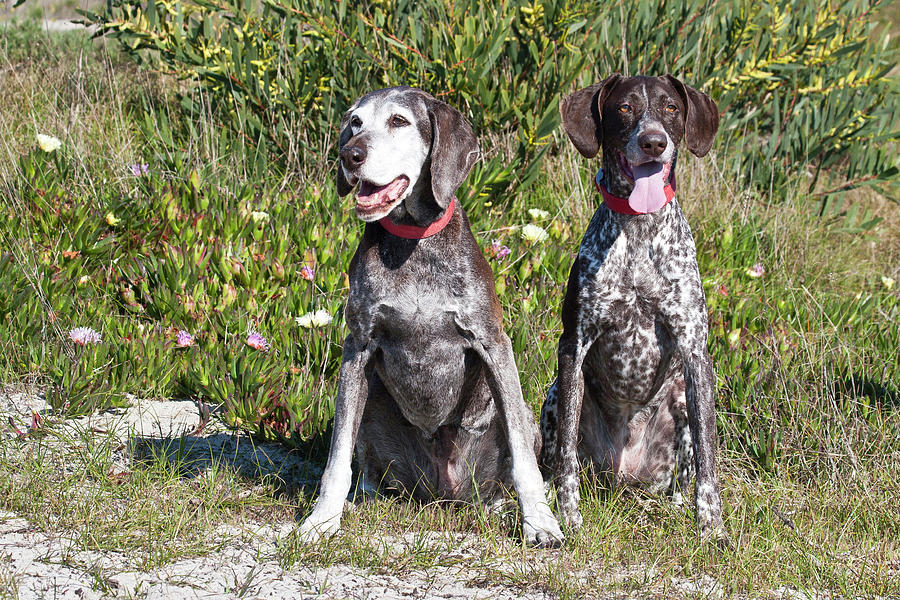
617, 151, 666, 180
355, 176, 410, 219
616, 151, 672, 214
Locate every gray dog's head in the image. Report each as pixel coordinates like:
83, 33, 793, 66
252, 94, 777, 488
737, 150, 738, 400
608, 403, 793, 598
336, 87, 480, 224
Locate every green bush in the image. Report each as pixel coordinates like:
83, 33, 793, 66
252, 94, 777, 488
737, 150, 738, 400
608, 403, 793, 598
3, 0, 897, 455
84, 0, 899, 200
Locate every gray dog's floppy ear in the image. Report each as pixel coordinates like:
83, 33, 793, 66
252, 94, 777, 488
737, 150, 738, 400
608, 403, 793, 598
426, 99, 479, 209
560, 74, 622, 158
336, 110, 355, 197
664, 75, 719, 157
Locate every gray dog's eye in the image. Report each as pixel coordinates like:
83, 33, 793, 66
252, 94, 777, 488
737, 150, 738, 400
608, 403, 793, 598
350, 115, 362, 128
389, 114, 410, 127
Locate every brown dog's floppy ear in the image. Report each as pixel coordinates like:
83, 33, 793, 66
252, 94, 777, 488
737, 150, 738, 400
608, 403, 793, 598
664, 75, 719, 157
427, 99, 479, 209
336, 109, 355, 197
560, 74, 622, 158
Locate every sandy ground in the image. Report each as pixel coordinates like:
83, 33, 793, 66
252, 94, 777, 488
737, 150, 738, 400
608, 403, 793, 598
0, 513, 560, 600
0, 390, 837, 600
0, 390, 578, 600
1, 0, 105, 23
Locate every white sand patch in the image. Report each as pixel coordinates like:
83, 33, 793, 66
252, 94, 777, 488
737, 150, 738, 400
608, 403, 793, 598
0, 388, 865, 599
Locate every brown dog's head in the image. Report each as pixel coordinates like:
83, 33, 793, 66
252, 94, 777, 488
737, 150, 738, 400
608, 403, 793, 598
560, 75, 719, 210
336, 87, 479, 225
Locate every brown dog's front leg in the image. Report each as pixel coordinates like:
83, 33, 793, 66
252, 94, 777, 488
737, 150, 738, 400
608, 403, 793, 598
475, 334, 564, 548
298, 335, 373, 544
554, 339, 586, 532
682, 348, 728, 543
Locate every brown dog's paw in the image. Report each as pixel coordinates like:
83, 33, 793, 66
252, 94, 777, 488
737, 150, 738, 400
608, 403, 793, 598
700, 523, 732, 551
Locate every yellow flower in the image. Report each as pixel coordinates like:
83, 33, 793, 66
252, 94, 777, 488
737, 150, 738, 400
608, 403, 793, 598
105, 212, 121, 226
521, 223, 549, 243
36, 134, 62, 153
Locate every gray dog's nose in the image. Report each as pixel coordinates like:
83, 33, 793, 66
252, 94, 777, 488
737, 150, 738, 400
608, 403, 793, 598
340, 145, 367, 168
638, 132, 667, 158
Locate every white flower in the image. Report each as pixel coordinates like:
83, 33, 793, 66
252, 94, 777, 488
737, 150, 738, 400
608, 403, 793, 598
882, 276, 895, 291
68, 327, 101, 346
521, 223, 549, 243
36, 134, 62, 153
745, 263, 766, 279
296, 309, 333, 329
251, 211, 269, 224
527, 208, 550, 220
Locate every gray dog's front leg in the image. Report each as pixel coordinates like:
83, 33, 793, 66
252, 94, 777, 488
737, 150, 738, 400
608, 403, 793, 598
298, 335, 372, 544
476, 335, 565, 548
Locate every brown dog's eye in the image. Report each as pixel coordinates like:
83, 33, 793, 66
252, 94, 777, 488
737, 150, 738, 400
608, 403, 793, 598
390, 114, 410, 127
617, 104, 632, 114
666, 104, 678, 113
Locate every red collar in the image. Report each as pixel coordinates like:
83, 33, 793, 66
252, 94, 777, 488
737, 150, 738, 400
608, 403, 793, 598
593, 169, 676, 215
378, 198, 455, 239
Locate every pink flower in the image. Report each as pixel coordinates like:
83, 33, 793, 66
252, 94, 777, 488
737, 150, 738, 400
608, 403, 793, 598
246, 331, 269, 352
489, 241, 511, 259
129, 163, 150, 177
68, 327, 102, 346
175, 330, 194, 348
300, 265, 315, 281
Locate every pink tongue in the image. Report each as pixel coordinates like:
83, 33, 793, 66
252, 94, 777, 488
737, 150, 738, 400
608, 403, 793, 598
628, 162, 668, 214
357, 177, 407, 209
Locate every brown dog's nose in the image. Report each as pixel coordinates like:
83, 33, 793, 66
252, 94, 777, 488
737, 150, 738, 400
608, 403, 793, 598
340, 144, 367, 168
638, 132, 667, 158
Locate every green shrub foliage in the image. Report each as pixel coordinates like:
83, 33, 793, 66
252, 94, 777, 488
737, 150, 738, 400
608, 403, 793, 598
85, 0, 899, 200
4, 1, 897, 454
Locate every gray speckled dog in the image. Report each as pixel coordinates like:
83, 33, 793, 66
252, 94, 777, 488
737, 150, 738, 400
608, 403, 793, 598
298, 87, 563, 548
539, 74, 727, 541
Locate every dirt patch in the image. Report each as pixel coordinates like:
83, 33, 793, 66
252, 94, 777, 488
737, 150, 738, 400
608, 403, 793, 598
1, 391, 562, 599
0, 389, 850, 599
0, 513, 559, 599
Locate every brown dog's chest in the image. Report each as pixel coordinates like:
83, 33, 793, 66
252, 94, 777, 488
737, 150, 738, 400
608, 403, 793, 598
574, 206, 698, 404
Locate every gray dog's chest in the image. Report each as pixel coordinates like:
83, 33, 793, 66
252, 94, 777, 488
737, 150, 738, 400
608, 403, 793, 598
578, 202, 702, 404
346, 239, 493, 435
374, 295, 470, 416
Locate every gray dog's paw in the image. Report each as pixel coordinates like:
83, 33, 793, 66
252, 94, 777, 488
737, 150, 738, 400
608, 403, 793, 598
524, 505, 565, 548
297, 510, 342, 545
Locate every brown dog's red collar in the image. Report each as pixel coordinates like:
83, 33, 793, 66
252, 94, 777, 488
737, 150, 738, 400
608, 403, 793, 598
594, 169, 676, 215
378, 197, 455, 239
